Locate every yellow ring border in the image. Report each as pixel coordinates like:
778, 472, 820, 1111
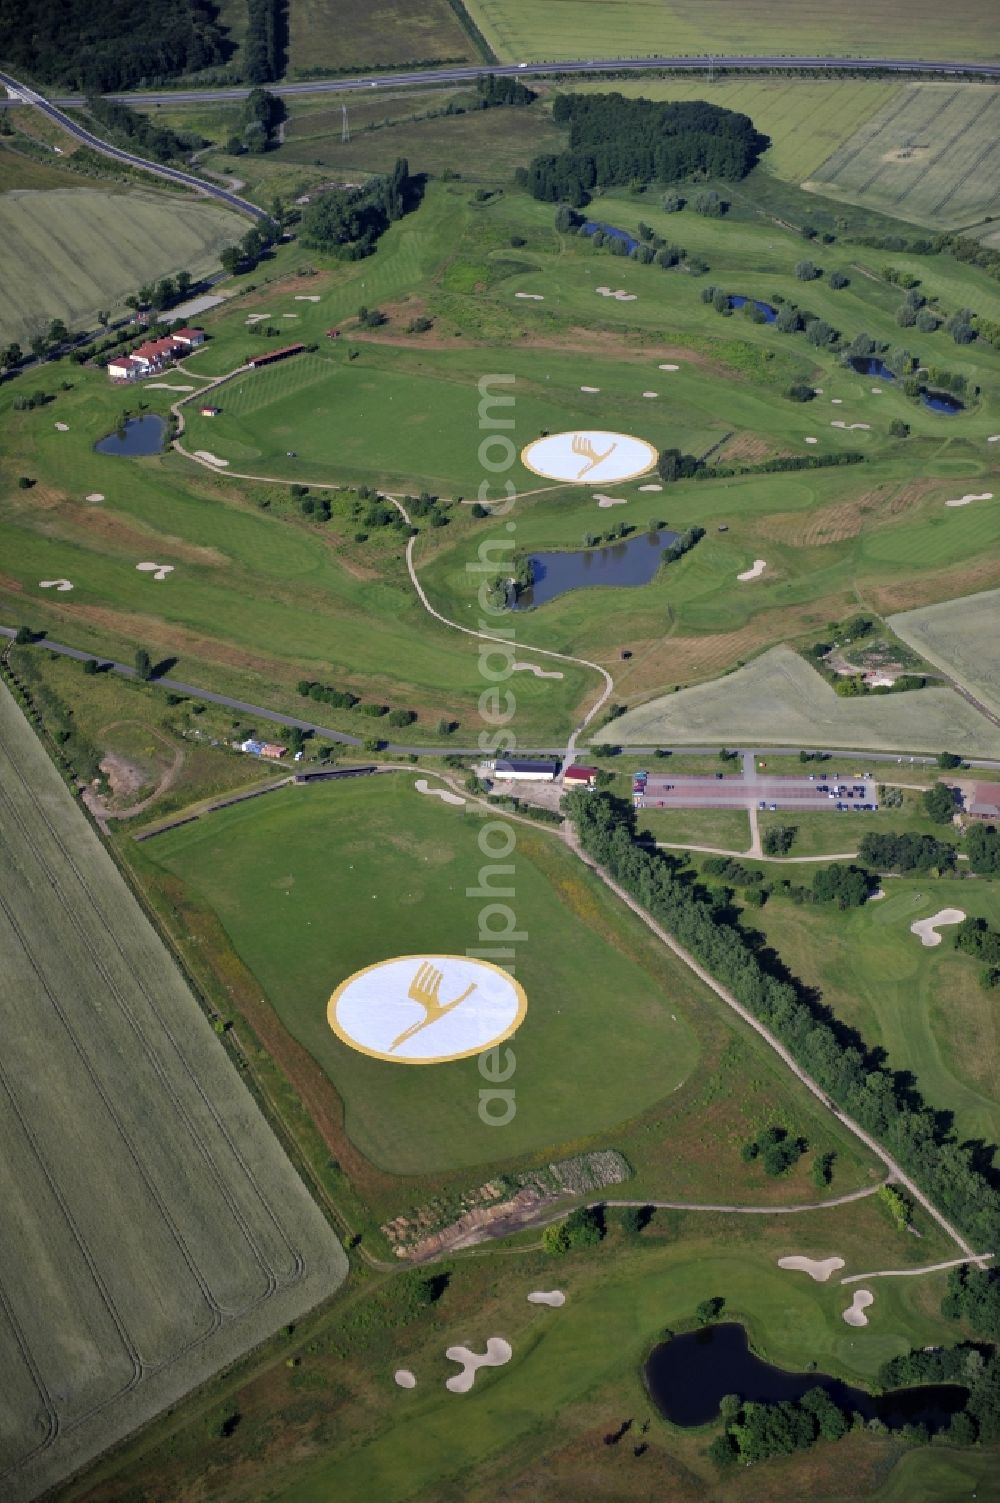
520, 431, 658, 484
326, 954, 528, 1066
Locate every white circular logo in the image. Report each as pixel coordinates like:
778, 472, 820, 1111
327, 955, 527, 1065
521, 430, 658, 484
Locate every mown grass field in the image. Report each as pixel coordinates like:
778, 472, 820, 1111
756, 788, 946, 857
608, 647, 1000, 755
0, 679, 346, 1502
0, 189, 245, 348
753, 875, 1000, 1149
143, 772, 870, 1193
462, 0, 1000, 63
287, 0, 480, 76
807, 84, 1000, 230
889, 587, 1000, 718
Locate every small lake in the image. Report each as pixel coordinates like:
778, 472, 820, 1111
514, 528, 680, 609
922, 390, 964, 414
850, 356, 896, 380
94, 414, 167, 457
582, 220, 639, 253
644, 1323, 967, 1432
730, 295, 777, 323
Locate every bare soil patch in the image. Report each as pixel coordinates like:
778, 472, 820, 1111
755, 481, 937, 548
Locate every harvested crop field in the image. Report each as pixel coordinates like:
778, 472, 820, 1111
0, 681, 346, 1502
888, 588, 1000, 719
287, 0, 479, 74
606, 645, 1000, 755
806, 84, 1000, 229
0, 189, 245, 347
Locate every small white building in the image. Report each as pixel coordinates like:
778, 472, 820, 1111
489, 758, 558, 782
107, 355, 142, 381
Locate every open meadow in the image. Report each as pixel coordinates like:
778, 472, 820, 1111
806, 84, 1000, 231
0, 679, 346, 1502
0, 188, 245, 348
141, 771, 871, 1202
461, 0, 1000, 64
889, 588, 1000, 719
286, 0, 481, 76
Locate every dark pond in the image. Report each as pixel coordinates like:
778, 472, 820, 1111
644, 1324, 967, 1432
730, 295, 777, 323
94, 414, 167, 456
922, 390, 964, 414
850, 356, 896, 380
582, 220, 639, 254
514, 528, 680, 609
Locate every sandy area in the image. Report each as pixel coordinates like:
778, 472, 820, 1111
842, 1289, 874, 1327
515, 292, 544, 301
445, 1338, 512, 1393
527, 1290, 566, 1306
910, 908, 965, 946
814, 388, 823, 394
280, 312, 298, 318
54, 421, 69, 431
193, 450, 229, 466
580, 385, 601, 392
737, 559, 767, 582
804, 437, 818, 444
295, 294, 321, 302
642, 390, 658, 398
832, 420, 871, 431
871, 888, 886, 901
85, 492, 104, 502
658, 363, 680, 371
596, 493, 627, 507
831, 398, 843, 405
39, 578, 73, 591
778, 1255, 845, 1282
638, 483, 663, 492
988, 435, 1000, 442
945, 492, 992, 508
871, 387, 882, 394
415, 778, 465, 806
146, 382, 195, 392
245, 313, 268, 323
595, 287, 636, 301
511, 661, 564, 680
136, 561, 174, 581
394, 1369, 417, 1389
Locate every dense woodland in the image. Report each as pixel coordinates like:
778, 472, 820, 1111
518, 95, 769, 205
565, 791, 1000, 1248
0, 0, 229, 90
301, 160, 421, 260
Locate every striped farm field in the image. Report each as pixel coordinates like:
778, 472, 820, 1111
0, 681, 346, 1502
461, 0, 1000, 63
889, 588, 1000, 718
807, 84, 1000, 229
0, 189, 245, 349
570, 78, 899, 184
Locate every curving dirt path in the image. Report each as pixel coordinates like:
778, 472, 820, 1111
841, 1252, 993, 1284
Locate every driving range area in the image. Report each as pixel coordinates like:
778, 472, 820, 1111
0, 681, 346, 1502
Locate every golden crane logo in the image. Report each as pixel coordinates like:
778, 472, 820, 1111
327, 955, 527, 1064
521, 429, 657, 484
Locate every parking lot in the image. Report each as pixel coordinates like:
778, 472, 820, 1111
634, 769, 879, 814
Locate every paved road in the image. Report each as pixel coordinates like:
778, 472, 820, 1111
0, 69, 267, 221
4, 54, 998, 111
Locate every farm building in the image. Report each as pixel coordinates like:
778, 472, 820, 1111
200, 405, 221, 417
563, 765, 598, 789
967, 784, 1000, 822
247, 343, 305, 369
489, 758, 558, 782
239, 738, 287, 759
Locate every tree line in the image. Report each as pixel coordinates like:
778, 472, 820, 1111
0, 0, 229, 90
244, 0, 287, 84
516, 93, 769, 206
564, 790, 1000, 1247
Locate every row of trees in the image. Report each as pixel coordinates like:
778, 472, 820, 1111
0, 0, 229, 90
295, 680, 418, 728
244, 0, 287, 84
563, 790, 1000, 1246
83, 95, 202, 164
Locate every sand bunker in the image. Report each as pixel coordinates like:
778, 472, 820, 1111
842, 1290, 874, 1327
394, 1369, 416, 1389
804, 436, 818, 444
945, 492, 993, 508
778, 1255, 845, 1282
54, 421, 69, 431
511, 661, 564, 680
737, 559, 767, 582
831, 398, 843, 405
245, 313, 268, 323
580, 385, 601, 393
831, 421, 871, 431
638, 483, 663, 492
515, 292, 544, 301
136, 561, 174, 582
294, 294, 321, 302
616, 292, 637, 302
39, 578, 73, 592
595, 287, 635, 301
85, 492, 104, 502
527, 1290, 566, 1307
814, 388, 824, 394
146, 382, 195, 391
193, 450, 229, 466
658, 363, 680, 371
445, 1338, 512, 1393
642, 390, 658, 398
595, 493, 627, 507
415, 778, 465, 806
910, 908, 965, 947
871, 888, 886, 901
871, 387, 882, 394
988, 435, 1000, 443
